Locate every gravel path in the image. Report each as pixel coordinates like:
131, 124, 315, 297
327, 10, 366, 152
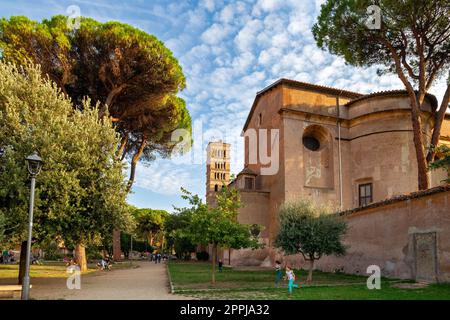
29, 261, 190, 300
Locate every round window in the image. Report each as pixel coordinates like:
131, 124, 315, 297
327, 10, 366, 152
303, 136, 320, 151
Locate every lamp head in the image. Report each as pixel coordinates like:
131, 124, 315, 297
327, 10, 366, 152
25, 151, 43, 176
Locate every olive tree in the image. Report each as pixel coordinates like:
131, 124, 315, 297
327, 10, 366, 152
0, 61, 132, 275
275, 200, 348, 282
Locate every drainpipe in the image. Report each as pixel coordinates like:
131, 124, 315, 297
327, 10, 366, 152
336, 92, 343, 211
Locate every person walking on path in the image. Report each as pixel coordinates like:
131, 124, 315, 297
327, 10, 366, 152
157, 253, 162, 263
2, 249, 9, 264
275, 260, 282, 286
218, 259, 223, 272
285, 266, 299, 297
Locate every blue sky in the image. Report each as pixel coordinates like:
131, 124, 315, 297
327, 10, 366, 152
2, 0, 447, 212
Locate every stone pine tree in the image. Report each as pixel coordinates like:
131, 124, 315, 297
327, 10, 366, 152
177, 187, 261, 284
164, 211, 197, 260
0, 61, 132, 276
0, 15, 192, 191
312, 0, 450, 190
275, 200, 348, 282
132, 207, 168, 248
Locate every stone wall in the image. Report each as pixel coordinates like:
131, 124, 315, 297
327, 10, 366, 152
315, 186, 450, 282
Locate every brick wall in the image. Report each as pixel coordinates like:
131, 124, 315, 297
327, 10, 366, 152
315, 186, 450, 282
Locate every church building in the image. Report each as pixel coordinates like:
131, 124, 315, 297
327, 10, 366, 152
206, 78, 450, 270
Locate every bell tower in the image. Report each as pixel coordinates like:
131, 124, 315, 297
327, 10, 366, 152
206, 140, 230, 203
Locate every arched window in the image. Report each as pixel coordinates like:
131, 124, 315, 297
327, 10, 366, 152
214, 184, 218, 192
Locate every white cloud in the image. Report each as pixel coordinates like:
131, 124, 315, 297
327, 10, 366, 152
134, 161, 199, 195
234, 19, 263, 52
201, 0, 216, 12
127, 0, 418, 201
201, 23, 233, 45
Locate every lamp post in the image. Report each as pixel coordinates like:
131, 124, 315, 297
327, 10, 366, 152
22, 151, 43, 300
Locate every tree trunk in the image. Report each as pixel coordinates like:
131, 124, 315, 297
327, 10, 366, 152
307, 259, 314, 283
112, 229, 122, 261
427, 83, 450, 163
409, 99, 429, 190
75, 243, 88, 272
381, 40, 430, 191
126, 136, 147, 192
117, 133, 129, 160
161, 234, 165, 252
99, 85, 126, 119
211, 243, 217, 285
18, 241, 27, 285
148, 233, 154, 247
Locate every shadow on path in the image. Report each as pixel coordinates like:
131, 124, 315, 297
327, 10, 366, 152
28, 261, 190, 300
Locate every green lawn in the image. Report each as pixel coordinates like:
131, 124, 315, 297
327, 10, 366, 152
168, 262, 450, 300
0, 261, 135, 280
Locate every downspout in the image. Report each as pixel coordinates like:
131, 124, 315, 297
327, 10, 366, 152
336, 92, 343, 211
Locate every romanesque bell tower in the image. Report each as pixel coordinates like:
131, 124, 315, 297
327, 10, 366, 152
206, 140, 230, 204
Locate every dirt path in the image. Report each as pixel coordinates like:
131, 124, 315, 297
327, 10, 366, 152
29, 261, 189, 300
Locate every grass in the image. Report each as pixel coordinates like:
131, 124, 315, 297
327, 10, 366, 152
0, 260, 136, 281
168, 261, 450, 300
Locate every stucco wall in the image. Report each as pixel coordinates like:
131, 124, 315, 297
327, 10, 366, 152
315, 187, 450, 282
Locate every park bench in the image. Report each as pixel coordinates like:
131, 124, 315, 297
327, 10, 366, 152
0, 285, 32, 299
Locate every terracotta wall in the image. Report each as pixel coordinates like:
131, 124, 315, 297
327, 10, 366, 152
315, 187, 450, 282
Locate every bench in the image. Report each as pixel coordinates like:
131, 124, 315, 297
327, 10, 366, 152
0, 285, 32, 299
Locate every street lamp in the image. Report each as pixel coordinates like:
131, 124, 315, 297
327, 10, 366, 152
22, 151, 43, 300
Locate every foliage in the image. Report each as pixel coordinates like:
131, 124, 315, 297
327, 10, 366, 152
176, 187, 262, 283
178, 187, 261, 250
164, 211, 196, 259
40, 241, 61, 261
196, 251, 210, 261
312, 0, 450, 80
120, 232, 153, 255
312, 0, 450, 190
0, 15, 192, 190
85, 246, 104, 262
131, 207, 168, 246
0, 61, 132, 253
430, 145, 450, 183
275, 199, 347, 282
0, 212, 5, 243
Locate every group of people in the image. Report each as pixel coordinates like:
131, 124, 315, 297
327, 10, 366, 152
1, 249, 14, 264
97, 256, 112, 271
149, 253, 168, 263
275, 260, 300, 297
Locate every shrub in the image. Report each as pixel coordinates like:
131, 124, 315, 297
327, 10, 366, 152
196, 251, 209, 261
42, 241, 62, 260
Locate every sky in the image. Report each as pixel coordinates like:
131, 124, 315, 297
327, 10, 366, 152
1, 0, 447, 212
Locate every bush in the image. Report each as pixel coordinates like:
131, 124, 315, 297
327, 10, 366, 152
42, 241, 62, 260
196, 251, 209, 261
86, 247, 103, 262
